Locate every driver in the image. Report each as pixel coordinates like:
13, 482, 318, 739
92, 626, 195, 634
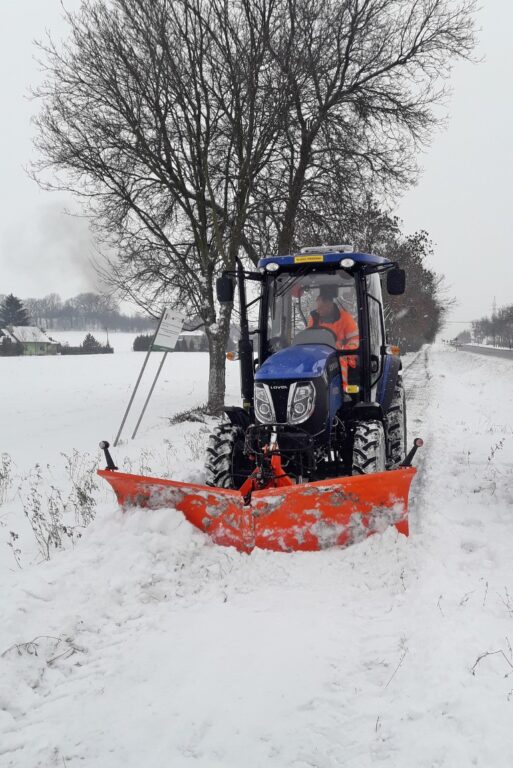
308, 284, 359, 388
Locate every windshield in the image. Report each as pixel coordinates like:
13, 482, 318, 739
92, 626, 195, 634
264, 270, 359, 354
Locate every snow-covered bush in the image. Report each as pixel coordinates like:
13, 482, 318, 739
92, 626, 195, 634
133, 333, 152, 351
19, 452, 99, 562
0, 453, 13, 504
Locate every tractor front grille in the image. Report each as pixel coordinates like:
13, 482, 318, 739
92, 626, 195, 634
266, 382, 290, 422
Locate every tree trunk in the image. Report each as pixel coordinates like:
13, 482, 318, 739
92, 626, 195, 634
276, 141, 312, 255
205, 302, 233, 414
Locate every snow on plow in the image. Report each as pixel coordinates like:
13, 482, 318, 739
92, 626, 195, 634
98, 463, 416, 553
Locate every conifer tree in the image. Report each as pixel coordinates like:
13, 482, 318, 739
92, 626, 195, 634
82, 333, 102, 352
0, 294, 31, 326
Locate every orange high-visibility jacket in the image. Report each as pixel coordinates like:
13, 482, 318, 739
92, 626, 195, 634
308, 307, 359, 383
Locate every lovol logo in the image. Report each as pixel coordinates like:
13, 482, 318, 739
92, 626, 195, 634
269, 384, 288, 390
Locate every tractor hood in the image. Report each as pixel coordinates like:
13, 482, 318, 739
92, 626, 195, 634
255, 343, 335, 381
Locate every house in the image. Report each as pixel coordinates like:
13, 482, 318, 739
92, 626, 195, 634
0, 326, 59, 356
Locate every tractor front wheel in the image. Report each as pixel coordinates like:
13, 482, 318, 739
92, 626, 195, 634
352, 420, 387, 475
205, 421, 254, 489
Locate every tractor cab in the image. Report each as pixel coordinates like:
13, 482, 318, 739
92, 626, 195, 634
255, 247, 403, 404
213, 245, 407, 485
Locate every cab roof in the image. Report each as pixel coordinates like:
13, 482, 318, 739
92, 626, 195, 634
257, 250, 393, 271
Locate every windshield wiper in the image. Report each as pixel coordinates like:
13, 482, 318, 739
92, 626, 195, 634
274, 266, 309, 298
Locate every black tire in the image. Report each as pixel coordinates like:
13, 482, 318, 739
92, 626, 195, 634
352, 420, 387, 475
205, 421, 253, 489
384, 377, 407, 469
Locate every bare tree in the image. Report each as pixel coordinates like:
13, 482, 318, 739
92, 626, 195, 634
24, 297, 47, 327
473, 306, 513, 349
25, 293, 64, 328
247, 0, 476, 256
33, 0, 287, 411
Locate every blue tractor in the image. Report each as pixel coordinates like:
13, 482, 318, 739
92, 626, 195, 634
99, 244, 420, 553
206, 245, 409, 491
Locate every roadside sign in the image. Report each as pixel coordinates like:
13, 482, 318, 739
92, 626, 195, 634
153, 308, 185, 351
114, 307, 188, 446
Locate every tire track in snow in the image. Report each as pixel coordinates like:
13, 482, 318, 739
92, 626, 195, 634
403, 345, 429, 402
401, 346, 424, 375
402, 345, 431, 534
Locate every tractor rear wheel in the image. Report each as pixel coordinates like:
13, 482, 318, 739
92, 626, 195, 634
205, 421, 254, 489
352, 420, 387, 475
385, 377, 407, 469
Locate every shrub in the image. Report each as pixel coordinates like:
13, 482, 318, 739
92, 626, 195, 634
19, 452, 99, 561
0, 337, 23, 356
82, 333, 112, 353
59, 334, 113, 354
0, 453, 13, 504
133, 333, 153, 351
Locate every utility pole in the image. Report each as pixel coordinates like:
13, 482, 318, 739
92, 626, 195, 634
492, 297, 497, 347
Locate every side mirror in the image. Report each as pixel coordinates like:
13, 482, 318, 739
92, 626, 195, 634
387, 268, 406, 296
216, 275, 235, 303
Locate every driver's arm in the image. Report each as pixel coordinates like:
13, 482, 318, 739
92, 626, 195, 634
338, 312, 359, 366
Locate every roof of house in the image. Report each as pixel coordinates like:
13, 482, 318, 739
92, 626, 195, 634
2, 326, 58, 344
0, 328, 17, 342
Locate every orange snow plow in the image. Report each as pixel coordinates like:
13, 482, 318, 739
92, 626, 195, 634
98, 440, 420, 553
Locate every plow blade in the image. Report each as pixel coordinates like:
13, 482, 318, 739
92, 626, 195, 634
98, 467, 415, 553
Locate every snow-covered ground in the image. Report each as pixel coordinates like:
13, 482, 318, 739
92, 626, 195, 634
1, 344, 513, 767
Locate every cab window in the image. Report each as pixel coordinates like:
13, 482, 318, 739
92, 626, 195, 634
266, 271, 358, 353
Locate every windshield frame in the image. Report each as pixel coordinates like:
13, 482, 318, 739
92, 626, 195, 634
255, 261, 392, 403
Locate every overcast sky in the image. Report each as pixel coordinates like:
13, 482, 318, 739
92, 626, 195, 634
0, 1, 511, 329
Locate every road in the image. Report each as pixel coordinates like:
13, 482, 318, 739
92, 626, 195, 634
459, 344, 513, 360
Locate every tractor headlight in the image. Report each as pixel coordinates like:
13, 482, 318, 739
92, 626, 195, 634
287, 381, 316, 425
254, 383, 276, 424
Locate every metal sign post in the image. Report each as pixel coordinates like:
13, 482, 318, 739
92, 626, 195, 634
113, 308, 185, 446
131, 350, 168, 440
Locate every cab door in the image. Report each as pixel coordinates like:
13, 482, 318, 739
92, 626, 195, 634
366, 274, 385, 398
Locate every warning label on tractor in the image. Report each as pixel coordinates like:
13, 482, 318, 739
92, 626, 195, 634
294, 254, 324, 263
153, 308, 186, 351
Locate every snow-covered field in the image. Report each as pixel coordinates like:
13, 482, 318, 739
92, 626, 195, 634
1, 342, 513, 767
48, 330, 140, 353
